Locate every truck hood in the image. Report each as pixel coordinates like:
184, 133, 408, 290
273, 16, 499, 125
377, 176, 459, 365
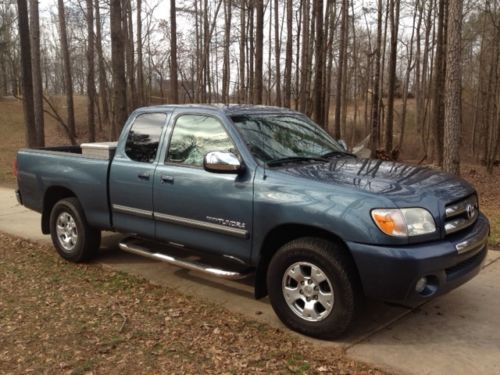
281, 157, 474, 206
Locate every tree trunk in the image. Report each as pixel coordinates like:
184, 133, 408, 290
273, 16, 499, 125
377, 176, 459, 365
384, 0, 400, 152
299, 0, 310, 113
170, 0, 179, 103
124, 0, 136, 110
442, 0, 462, 175
273, 0, 281, 107
283, 0, 293, 108
312, 0, 324, 127
29, 0, 44, 147
95, 0, 110, 125
110, 0, 127, 138
254, 0, 263, 104
222, 0, 231, 103
137, 0, 145, 106
432, 0, 448, 166
334, 0, 348, 139
57, 0, 76, 139
86, 0, 96, 142
17, 0, 37, 147
370, 0, 383, 156
239, 1, 246, 103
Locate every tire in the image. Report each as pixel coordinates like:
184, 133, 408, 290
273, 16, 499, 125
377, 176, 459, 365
267, 237, 360, 339
49, 197, 101, 262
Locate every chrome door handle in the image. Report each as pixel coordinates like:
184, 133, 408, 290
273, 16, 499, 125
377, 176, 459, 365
160, 175, 174, 184
137, 172, 151, 180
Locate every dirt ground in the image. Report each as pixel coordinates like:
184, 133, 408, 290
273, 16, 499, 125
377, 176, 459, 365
0, 232, 384, 374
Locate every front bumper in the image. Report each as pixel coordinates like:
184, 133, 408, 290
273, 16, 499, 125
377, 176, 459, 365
347, 213, 490, 302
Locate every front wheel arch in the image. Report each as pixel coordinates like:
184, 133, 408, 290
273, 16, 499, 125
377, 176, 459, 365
254, 224, 362, 299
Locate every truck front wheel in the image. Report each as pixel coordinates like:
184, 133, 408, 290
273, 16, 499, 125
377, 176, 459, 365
267, 237, 359, 339
49, 197, 101, 262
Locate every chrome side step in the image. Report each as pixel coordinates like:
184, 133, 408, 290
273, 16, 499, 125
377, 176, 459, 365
119, 238, 252, 280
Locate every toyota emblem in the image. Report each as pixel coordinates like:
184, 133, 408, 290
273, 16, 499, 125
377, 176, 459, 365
465, 204, 476, 220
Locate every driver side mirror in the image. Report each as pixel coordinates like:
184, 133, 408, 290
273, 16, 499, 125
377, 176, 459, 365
203, 151, 243, 174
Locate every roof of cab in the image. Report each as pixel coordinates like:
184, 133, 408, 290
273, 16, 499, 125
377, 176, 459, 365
134, 103, 299, 117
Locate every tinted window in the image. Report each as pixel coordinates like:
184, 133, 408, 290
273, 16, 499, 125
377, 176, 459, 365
125, 113, 166, 163
166, 115, 235, 167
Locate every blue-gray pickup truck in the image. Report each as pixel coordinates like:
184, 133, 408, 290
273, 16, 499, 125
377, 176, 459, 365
16, 105, 490, 339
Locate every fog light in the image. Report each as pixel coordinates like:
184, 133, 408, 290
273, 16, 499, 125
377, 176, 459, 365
415, 277, 427, 293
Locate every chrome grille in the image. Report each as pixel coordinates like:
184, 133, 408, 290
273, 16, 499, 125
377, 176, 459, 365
444, 195, 478, 235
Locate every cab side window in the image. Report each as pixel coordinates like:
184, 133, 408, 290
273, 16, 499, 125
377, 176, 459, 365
166, 115, 235, 167
125, 113, 166, 163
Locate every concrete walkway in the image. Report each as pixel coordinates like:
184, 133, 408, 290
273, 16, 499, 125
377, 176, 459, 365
1, 186, 499, 374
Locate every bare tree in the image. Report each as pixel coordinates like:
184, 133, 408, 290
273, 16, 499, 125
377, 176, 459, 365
312, 0, 324, 127
137, 0, 145, 106
283, 0, 293, 108
254, 0, 263, 104
273, 0, 281, 107
95, 0, 110, 124
443, 0, 462, 174
334, 0, 348, 139
384, 0, 400, 152
29, 0, 44, 146
110, 0, 127, 137
58, 0, 76, 139
86, 0, 95, 141
239, 1, 246, 103
432, 0, 448, 165
16, 0, 37, 147
222, 0, 231, 103
170, 0, 179, 103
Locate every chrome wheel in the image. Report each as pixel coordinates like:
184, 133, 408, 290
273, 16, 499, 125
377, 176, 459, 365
282, 262, 334, 322
56, 212, 78, 252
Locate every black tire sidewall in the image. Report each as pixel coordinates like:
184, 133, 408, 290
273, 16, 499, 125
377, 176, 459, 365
50, 198, 91, 262
267, 238, 356, 339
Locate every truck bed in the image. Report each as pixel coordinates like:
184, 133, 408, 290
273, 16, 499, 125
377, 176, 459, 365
16, 146, 114, 230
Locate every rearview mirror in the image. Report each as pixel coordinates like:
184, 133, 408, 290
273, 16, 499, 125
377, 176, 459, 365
338, 139, 348, 151
203, 151, 243, 174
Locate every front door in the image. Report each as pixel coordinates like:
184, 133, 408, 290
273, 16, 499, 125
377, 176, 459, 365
109, 112, 168, 238
153, 113, 253, 261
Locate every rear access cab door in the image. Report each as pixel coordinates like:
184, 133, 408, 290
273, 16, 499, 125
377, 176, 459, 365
109, 111, 171, 238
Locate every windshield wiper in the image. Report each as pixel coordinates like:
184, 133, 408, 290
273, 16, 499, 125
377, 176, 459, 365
321, 150, 356, 158
266, 156, 328, 167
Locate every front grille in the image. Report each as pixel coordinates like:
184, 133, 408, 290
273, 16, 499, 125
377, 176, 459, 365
444, 195, 478, 235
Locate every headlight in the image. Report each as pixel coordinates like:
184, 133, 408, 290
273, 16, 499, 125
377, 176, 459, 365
371, 208, 436, 237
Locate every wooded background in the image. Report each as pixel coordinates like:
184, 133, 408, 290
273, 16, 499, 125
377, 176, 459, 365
1, 0, 499, 175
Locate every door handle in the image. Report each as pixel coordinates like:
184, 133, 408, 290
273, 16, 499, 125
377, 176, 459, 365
137, 172, 151, 181
160, 175, 174, 184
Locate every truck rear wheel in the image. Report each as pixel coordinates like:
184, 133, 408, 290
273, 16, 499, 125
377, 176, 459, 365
267, 237, 359, 339
49, 197, 101, 262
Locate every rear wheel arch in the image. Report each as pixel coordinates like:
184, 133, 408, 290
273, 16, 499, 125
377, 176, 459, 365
42, 186, 77, 234
254, 224, 362, 299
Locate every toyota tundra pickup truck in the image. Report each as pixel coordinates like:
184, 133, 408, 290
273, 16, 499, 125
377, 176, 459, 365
15, 104, 490, 339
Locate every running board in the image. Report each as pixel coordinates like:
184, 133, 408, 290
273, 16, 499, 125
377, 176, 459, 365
119, 238, 252, 280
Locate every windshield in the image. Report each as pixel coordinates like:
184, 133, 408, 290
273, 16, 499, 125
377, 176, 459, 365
230, 113, 345, 164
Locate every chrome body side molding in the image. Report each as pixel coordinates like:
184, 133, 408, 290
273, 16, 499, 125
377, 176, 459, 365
154, 212, 249, 239
111, 204, 249, 239
112, 204, 153, 219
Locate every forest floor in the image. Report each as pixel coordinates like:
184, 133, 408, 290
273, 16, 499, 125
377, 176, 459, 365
0, 232, 384, 374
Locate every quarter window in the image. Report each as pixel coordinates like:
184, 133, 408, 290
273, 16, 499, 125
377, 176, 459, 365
166, 115, 235, 167
125, 113, 166, 163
